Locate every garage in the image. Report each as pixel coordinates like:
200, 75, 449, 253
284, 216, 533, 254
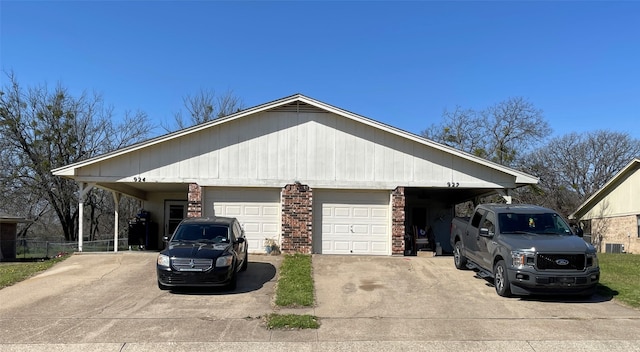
313, 190, 391, 255
53, 94, 539, 255
203, 187, 281, 253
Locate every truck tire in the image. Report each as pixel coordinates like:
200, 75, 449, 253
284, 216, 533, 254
453, 241, 468, 270
494, 260, 512, 297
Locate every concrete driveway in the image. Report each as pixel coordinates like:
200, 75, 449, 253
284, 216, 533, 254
1, 252, 639, 351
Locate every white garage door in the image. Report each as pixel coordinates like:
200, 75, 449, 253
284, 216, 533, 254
203, 188, 280, 253
314, 190, 391, 255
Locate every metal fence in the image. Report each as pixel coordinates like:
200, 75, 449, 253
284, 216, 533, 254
3, 238, 130, 259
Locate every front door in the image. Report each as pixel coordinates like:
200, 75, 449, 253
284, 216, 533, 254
165, 201, 188, 239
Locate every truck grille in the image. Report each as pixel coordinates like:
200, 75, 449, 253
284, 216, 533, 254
536, 254, 585, 270
172, 258, 213, 272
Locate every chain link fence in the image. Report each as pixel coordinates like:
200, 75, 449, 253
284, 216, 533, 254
2, 238, 130, 260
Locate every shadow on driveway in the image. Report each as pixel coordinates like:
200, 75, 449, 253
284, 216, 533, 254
167, 261, 277, 296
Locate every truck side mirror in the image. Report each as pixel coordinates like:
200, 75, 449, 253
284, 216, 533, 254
479, 227, 492, 237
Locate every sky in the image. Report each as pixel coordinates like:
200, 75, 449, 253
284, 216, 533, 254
1, 1, 639, 141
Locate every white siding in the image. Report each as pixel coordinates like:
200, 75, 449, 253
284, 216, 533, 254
583, 168, 640, 219
77, 108, 516, 189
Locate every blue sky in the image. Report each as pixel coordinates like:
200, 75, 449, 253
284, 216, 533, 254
2, 1, 639, 140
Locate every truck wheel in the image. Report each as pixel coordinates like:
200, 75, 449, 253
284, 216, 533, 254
494, 260, 512, 297
453, 241, 468, 270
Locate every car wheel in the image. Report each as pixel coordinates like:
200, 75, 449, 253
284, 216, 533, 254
158, 281, 170, 291
240, 250, 248, 272
494, 260, 512, 297
453, 241, 468, 270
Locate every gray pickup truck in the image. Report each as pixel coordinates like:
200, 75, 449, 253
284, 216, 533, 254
450, 204, 600, 297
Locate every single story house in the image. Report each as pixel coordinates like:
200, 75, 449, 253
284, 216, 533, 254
52, 94, 538, 256
570, 158, 640, 254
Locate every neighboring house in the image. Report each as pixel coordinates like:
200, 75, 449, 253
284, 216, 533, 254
52, 94, 538, 256
571, 158, 640, 254
0, 213, 30, 261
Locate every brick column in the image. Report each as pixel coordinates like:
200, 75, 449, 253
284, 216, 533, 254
187, 183, 202, 218
392, 187, 406, 255
281, 183, 313, 254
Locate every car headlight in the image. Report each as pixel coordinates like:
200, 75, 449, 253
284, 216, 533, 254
216, 255, 233, 267
157, 254, 170, 267
587, 254, 599, 268
511, 250, 535, 269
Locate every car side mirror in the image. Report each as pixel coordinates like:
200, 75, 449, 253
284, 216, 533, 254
479, 228, 493, 237
236, 237, 245, 244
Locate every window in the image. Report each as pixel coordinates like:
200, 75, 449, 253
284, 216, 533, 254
482, 213, 496, 236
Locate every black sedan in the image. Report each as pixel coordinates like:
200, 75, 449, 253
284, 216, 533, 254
156, 216, 248, 290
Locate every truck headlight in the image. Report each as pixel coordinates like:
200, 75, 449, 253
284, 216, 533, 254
157, 254, 170, 267
511, 250, 535, 269
216, 255, 233, 267
586, 254, 598, 268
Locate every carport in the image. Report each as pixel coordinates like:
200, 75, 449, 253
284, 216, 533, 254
52, 94, 538, 256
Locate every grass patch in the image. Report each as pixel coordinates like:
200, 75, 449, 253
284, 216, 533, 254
597, 253, 640, 308
275, 253, 314, 307
0, 255, 70, 290
265, 313, 319, 330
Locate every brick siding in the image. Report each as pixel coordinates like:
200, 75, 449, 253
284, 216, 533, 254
592, 215, 640, 254
281, 183, 313, 254
392, 187, 406, 255
187, 183, 202, 218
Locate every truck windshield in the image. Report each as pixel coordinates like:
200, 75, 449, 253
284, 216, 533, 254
498, 213, 572, 235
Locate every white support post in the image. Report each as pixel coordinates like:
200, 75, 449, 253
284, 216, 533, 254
113, 192, 122, 253
77, 182, 95, 252
496, 189, 512, 204
78, 199, 84, 252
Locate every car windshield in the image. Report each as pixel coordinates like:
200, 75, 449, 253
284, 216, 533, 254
172, 224, 230, 243
498, 212, 572, 235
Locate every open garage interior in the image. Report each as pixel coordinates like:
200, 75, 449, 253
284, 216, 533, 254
403, 187, 502, 255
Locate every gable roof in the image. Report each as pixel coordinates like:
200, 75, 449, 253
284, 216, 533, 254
52, 94, 538, 185
570, 158, 640, 219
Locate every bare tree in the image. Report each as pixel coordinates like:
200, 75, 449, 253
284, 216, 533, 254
422, 106, 487, 158
517, 130, 640, 217
423, 97, 551, 167
0, 72, 153, 241
483, 97, 551, 166
170, 88, 244, 130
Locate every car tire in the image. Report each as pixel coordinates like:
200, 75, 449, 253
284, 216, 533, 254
226, 263, 238, 291
494, 260, 512, 297
240, 250, 248, 272
453, 241, 468, 270
158, 281, 170, 291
